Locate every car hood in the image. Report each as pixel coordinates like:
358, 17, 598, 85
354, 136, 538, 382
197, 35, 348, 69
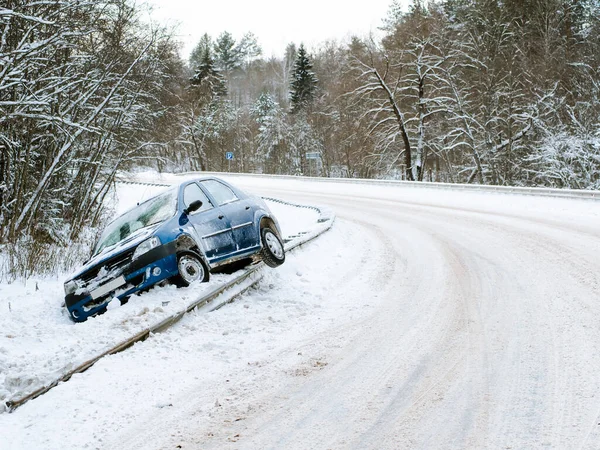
68, 224, 161, 280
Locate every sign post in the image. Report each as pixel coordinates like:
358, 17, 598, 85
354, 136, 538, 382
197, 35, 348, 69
305, 152, 320, 177
225, 152, 234, 172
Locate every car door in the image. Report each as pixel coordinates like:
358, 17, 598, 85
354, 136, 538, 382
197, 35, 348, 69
181, 182, 235, 261
199, 179, 259, 252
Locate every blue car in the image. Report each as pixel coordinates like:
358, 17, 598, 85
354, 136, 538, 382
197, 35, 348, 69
64, 177, 285, 322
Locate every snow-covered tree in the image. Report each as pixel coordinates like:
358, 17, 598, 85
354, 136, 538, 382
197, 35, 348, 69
251, 93, 291, 173
237, 32, 262, 69
0, 0, 187, 277
528, 132, 600, 189
290, 44, 318, 114
190, 33, 213, 69
190, 46, 227, 100
214, 31, 241, 76
289, 113, 323, 175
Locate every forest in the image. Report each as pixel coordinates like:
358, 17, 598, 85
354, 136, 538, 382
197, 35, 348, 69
1, 0, 599, 277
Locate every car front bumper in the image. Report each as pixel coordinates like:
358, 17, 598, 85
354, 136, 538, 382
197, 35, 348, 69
65, 242, 179, 322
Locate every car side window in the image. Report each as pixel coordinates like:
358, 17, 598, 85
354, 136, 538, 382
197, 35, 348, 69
183, 183, 213, 213
200, 180, 239, 206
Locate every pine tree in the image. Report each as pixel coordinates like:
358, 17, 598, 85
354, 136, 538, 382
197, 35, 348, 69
190, 46, 227, 99
214, 31, 240, 76
237, 32, 262, 69
190, 33, 213, 69
289, 44, 318, 114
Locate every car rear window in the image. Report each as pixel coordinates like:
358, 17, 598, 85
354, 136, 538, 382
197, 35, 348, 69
200, 180, 239, 206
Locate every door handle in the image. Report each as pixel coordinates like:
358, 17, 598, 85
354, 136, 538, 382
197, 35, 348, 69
218, 215, 224, 220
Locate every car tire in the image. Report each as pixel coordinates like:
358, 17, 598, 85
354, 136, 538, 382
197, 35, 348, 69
260, 227, 285, 268
172, 251, 209, 287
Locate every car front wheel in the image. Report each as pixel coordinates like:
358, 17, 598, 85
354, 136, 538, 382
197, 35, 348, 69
260, 227, 285, 268
173, 251, 209, 287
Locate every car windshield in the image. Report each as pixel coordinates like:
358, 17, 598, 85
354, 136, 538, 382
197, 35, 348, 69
93, 188, 178, 255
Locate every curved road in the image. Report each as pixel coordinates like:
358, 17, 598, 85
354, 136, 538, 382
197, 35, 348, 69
181, 176, 600, 450
8, 175, 597, 450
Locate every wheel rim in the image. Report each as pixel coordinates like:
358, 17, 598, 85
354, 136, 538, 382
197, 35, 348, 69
178, 255, 204, 284
265, 231, 284, 259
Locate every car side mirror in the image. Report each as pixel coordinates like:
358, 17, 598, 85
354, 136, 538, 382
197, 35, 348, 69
183, 200, 203, 215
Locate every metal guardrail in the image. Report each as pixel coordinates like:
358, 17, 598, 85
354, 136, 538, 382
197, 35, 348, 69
5, 194, 335, 413
185, 171, 600, 201
116, 179, 172, 188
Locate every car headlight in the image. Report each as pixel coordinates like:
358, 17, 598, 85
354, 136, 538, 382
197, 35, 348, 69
132, 236, 161, 260
64, 280, 78, 295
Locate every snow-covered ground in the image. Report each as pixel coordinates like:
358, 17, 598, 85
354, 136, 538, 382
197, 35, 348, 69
0, 181, 321, 412
2, 172, 600, 450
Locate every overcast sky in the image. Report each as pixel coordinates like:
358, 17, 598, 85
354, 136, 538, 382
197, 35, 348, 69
145, 0, 407, 61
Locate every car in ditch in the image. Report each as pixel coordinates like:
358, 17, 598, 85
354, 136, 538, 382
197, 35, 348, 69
63, 177, 285, 322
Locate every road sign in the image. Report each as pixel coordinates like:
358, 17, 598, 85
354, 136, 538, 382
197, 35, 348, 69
305, 152, 320, 160
225, 152, 234, 160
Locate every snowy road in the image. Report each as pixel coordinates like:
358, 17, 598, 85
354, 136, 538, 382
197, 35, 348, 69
3, 175, 600, 449
141, 175, 600, 450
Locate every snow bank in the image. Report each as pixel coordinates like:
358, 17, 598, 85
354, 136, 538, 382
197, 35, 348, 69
0, 189, 322, 411
0, 217, 374, 450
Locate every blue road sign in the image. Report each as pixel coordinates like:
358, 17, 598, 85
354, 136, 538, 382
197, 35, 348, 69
225, 152, 234, 160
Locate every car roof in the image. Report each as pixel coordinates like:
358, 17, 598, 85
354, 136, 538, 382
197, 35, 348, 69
182, 176, 224, 183
110, 177, 232, 222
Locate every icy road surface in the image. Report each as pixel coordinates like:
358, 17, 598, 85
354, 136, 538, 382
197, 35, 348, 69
3, 173, 600, 450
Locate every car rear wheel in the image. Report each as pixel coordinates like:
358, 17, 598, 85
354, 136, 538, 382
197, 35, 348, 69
173, 251, 209, 287
260, 227, 285, 268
